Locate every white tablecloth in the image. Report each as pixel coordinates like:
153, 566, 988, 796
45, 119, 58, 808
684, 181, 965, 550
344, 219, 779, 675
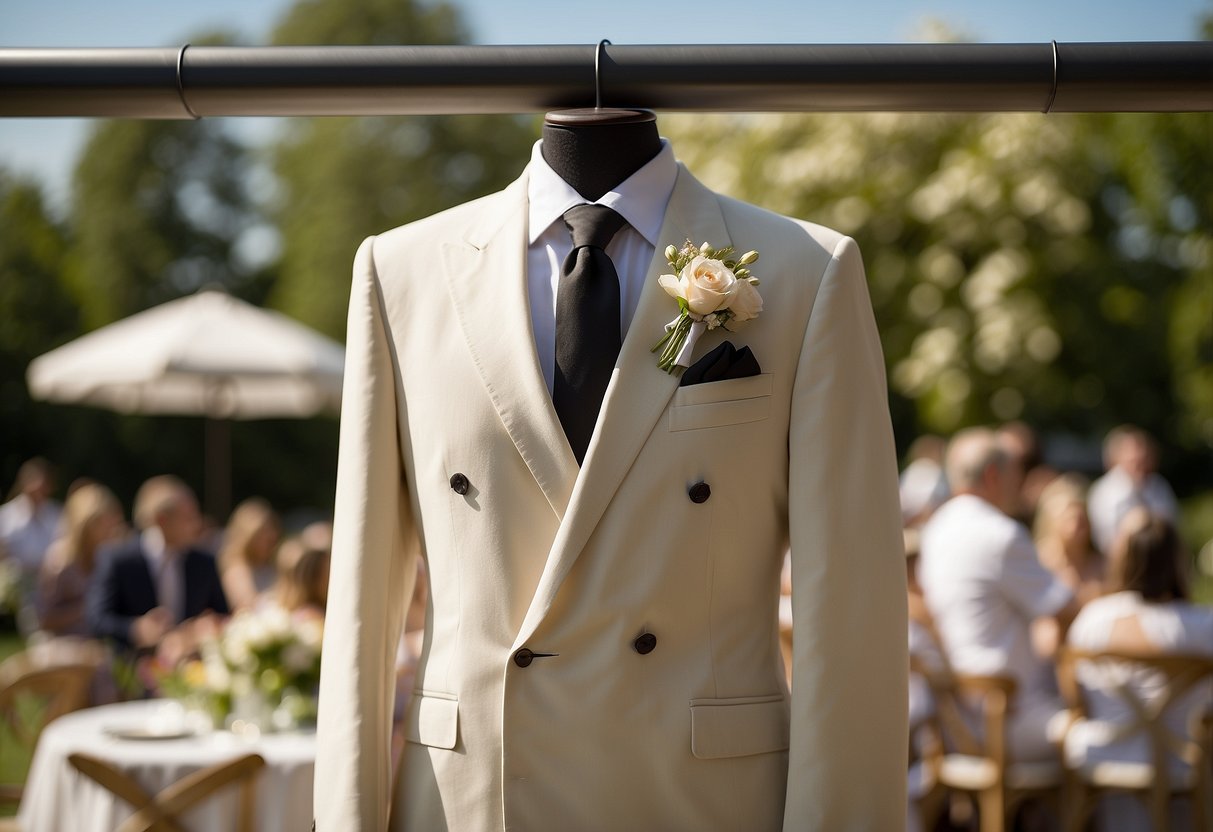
19, 700, 314, 832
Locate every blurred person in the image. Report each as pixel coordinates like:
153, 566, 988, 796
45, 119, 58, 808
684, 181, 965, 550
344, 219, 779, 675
218, 497, 281, 612
86, 475, 228, 656
1063, 509, 1212, 832
1088, 425, 1178, 554
1033, 474, 1104, 608
899, 434, 949, 527
996, 420, 1057, 526
300, 518, 332, 554
0, 457, 63, 577
37, 482, 127, 636
274, 530, 330, 622
920, 427, 1081, 762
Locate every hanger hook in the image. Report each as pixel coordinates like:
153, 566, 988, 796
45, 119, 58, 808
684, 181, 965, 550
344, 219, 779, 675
594, 39, 612, 110
1043, 39, 1060, 114
176, 43, 200, 120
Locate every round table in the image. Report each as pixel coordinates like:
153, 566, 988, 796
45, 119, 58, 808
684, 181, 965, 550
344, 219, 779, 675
19, 699, 315, 832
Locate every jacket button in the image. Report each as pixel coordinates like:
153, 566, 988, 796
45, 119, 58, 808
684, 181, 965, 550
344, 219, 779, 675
449, 472, 470, 495
688, 481, 711, 504
633, 633, 657, 655
513, 648, 534, 668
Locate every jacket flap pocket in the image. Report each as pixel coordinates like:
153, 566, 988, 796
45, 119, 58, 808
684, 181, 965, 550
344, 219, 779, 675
407, 690, 459, 749
673, 372, 773, 407
690, 695, 790, 760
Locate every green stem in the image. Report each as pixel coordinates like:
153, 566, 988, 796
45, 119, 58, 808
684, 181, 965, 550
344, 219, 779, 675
657, 315, 693, 372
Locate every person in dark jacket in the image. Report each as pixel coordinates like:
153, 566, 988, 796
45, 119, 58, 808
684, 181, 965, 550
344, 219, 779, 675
87, 475, 228, 653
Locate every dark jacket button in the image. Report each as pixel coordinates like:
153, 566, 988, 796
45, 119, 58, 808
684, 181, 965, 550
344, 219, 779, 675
633, 633, 657, 655
450, 472, 470, 495
688, 481, 711, 503
513, 648, 534, 668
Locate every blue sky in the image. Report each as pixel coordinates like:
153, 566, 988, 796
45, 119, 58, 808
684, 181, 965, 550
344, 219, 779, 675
1, 0, 1209, 211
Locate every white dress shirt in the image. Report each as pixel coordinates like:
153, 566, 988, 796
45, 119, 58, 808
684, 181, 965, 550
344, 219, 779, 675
0, 494, 62, 574
919, 494, 1073, 711
141, 526, 183, 623
1087, 466, 1179, 554
525, 138, 678, 395
1064, 591, 1213, 831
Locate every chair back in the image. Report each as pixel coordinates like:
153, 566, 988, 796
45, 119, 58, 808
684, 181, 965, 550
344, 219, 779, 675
912, 654, 1018, 766
0, 637, 106, 807
69, 751, 266, 832
1057, 646, 1213, 829
911, 656, 1039, 832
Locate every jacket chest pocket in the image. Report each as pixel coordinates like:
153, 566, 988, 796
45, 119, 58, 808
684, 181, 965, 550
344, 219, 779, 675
669, 373, 773, 432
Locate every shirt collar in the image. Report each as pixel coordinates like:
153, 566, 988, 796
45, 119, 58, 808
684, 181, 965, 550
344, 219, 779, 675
141, 526, 174, 565
526, 138, 677, 247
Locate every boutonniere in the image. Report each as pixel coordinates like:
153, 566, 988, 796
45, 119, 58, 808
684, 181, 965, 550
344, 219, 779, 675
650, 240, 763, 374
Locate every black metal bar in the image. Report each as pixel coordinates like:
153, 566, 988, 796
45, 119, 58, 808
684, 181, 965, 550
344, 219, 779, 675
1, 42, 1210, 118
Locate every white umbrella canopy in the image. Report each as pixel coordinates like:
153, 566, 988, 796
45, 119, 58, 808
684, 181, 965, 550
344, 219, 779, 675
27, 288, 344, 419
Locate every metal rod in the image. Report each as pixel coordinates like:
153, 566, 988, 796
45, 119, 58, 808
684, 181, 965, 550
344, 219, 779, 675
1, 42, 1210, 118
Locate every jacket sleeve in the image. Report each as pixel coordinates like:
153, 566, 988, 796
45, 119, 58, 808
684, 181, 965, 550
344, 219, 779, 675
86, 546, 134, 647
205, 552, 230, 616
315, 236, 419, 832
783, 236, 908, 831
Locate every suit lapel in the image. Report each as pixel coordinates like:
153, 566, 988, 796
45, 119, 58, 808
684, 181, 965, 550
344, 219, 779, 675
442, 174, 580, 520
515, 166, 732, 644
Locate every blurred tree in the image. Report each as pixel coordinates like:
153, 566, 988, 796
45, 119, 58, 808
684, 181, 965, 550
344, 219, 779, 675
0, 171, 77, 487
65, 115, 254, 328
266, 0, 535, 338
9, 30, 348, 520
663, 106, 1211, 492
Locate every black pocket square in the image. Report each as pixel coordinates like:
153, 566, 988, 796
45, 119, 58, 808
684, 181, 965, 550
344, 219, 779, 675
679, 341, 761, 387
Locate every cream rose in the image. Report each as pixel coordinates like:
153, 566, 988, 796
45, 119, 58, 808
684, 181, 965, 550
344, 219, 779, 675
727, 278, 763, 323
657, 255, 738, 316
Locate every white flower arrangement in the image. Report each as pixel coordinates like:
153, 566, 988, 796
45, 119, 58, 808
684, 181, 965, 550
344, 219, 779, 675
651, 240, 763, 373
159, 604, 323, 732
221, 605, 322, 710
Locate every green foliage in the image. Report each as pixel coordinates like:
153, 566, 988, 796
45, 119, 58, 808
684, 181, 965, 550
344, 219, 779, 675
266, 0, 534, 338
0, 172, 82, 489
663, 110, 1213, 492
65, 119, 254, 328
271, 0, 467, 45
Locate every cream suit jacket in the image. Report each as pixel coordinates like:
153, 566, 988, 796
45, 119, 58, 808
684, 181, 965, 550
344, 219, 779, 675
315, 162, 908, 831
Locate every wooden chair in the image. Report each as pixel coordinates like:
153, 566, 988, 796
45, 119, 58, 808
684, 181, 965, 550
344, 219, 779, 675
68, 752, 266, 832
1056, 647, 1213, 832
0, 637, 107, 812
911, 656, 1063, 832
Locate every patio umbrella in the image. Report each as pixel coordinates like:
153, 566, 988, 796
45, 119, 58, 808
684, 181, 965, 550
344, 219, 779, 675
26, 287, 345, 516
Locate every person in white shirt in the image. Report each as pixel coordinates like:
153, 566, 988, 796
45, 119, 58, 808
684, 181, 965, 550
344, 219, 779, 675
1088, 425, 1179, 555
920, 427, 1081, 762
1064, 508, 1213, 832
899, 434, 950, 527
0, 457, 63, 577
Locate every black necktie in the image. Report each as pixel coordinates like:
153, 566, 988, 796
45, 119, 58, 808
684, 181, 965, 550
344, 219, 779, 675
554, 204, 628, 465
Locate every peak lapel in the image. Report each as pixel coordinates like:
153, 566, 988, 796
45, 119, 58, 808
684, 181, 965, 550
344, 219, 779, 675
442, 176, 579, 520
515, 166, 732, 644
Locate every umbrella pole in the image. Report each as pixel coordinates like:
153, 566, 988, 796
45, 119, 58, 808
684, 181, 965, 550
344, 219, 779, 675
204, 416, 232, 521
